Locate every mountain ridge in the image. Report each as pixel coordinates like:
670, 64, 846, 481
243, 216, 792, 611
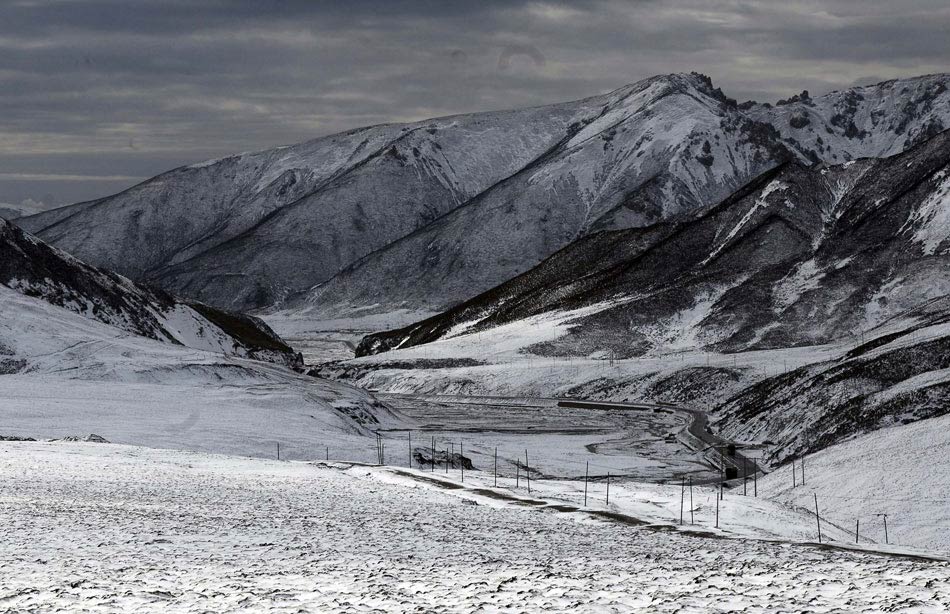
17, 72, 950, 315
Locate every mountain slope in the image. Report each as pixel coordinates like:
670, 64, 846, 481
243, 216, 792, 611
18, 100, 594, 310
358, 128, 950, 359
20, 73, 950, 314
0, 217, 296, 365
716, 294, 950, 465
288, 73, 950, 316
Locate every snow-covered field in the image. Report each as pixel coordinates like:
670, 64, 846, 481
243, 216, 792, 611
3, 441, 949, 613
758, 412, 950, 554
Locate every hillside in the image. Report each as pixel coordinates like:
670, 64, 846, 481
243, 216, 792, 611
1, 217, 296, 365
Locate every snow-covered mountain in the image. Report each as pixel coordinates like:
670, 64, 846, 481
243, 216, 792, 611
18, 73, 950, 315
358, 128, 950, 358
1, 217, 297, 365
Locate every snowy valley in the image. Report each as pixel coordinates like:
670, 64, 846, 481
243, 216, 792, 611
5, 69, 950, 611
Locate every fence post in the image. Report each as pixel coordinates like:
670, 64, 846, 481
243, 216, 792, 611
431, 436, 435, 472
525, 449, 530, 494
689, 476, 694, 525
460, 441, 464, 483
516, 461, 519, 488
494, 447, 498, 487
883, 514, 889, 545
753, 459, 757, 497
855, 519, 859, 544
584, 461, 589, 507
606, 472, 610, 506
445, 448, 448, 474
814, 493, 822, 543
716, 483, 720, 528
793, 461, 796, 488
801, 457, 805, 486
680, 478, 685, 525
408, 430, 412, 469
326, 446, 329, 461
277, 442, 280, 460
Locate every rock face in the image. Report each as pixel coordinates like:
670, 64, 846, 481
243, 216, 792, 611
0, 217, 296, 365
17, 73, 950, 314
358, 128, 950, 358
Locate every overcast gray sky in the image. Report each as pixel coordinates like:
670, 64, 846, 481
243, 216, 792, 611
2, 0, 949, 208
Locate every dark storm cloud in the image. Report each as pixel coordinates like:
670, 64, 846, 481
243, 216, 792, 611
1, 0, 948, 206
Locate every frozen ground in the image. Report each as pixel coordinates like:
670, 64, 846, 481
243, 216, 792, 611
2, 441, 948, 613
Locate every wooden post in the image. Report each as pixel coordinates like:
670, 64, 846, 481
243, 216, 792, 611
716, 483, 720, 528
680, 478, 685, 525
814, 493, 822, 543
494, 447, 498, 487
445, 448, 448, 474
689, 476, 694, 525
793, 461, 796, 488
277, 442, 280, 460
431, 436, 435, 472
525, 449, 530, 494
460, 441, 464, 483
801, 457, 805, 485
326, 446, 329, 461
883, 514, 889, 545
855, 519, 860, 544
606, 472, 610, 506
584, 461, 589, 507
516, 461, 520, 488
408, 430, 412, 469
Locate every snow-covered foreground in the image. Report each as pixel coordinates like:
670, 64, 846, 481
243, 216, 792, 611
758, 412, 950, 555
3, 442, 949, 613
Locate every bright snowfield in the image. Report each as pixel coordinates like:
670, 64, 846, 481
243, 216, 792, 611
3, 442, 950, 613
0, 286, 401, 460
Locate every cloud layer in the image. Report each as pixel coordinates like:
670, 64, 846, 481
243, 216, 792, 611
2, 0, 948, 205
